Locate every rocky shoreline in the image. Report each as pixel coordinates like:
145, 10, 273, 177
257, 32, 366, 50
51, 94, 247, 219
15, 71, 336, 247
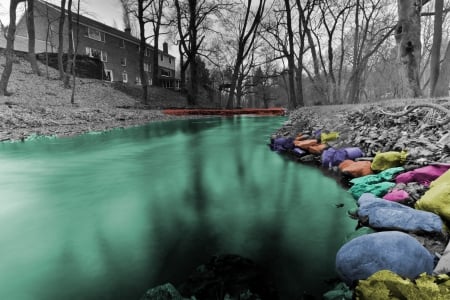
269, 99, 450, 299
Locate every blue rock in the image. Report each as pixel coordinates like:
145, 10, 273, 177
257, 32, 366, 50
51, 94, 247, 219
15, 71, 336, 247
335, 231, 434, 285
357, 193, 443, 233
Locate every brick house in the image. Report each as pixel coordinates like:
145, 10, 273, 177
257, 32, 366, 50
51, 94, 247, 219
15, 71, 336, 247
8, 0, 177, 88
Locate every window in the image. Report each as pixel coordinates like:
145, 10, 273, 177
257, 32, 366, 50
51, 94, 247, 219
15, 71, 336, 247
161, 69, 171, 77
120, 39, 125, 48
86, 47, 107, 62
104, 69, 113, 81
145, 48, 151, 57
121, 57, 127, 66
169, 57, 172, 64
135, 76, 141, 85
122, 72, 128, 83
144, 63, 151, 72
160, 53, 163, 61
87, 27, 105, 42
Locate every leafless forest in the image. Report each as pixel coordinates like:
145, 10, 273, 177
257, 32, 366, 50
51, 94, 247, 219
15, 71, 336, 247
1, 0, 449, 109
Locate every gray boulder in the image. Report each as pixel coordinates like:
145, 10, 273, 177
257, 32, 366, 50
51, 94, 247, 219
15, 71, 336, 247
357, 193, 444, 234
336, 231, 435, 285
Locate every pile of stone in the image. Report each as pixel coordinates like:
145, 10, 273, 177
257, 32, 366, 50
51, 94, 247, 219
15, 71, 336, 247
269, 100, 450, 299
274, 101, 450, 164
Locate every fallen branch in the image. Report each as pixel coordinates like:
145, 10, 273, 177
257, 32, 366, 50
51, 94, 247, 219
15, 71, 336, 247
378, 103, 450, 126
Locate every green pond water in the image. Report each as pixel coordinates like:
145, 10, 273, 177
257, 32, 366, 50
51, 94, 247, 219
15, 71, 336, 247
0, 116, 356, 299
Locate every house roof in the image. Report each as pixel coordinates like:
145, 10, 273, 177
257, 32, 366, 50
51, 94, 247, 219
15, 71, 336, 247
37, 0, 174, 58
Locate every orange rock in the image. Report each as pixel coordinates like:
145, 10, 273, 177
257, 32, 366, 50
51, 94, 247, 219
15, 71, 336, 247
308, 143, 327, 154
339, 160, 373, 177
294, 139, 318, 150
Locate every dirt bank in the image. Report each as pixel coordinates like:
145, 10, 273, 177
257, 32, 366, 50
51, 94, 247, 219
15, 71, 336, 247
0, 56, 198, 142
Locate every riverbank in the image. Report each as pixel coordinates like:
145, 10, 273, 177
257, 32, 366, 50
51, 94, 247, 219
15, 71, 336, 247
0, 56, 203, 142
270, 99, 450, 298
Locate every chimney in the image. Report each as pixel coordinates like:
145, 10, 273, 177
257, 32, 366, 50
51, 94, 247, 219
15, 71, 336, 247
124, 27, 131, 35
163, 42, 168, 54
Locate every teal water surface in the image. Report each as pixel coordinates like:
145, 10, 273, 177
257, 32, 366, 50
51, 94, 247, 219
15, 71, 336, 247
0, 116, 356, 299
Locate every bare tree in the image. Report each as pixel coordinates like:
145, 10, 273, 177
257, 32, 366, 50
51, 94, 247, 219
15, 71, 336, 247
345, 0, 396, 103
150, 0, 166, 87
297, 0, 326, 102
26, 0, 41, 75
0, 0, 26, 96
175, 0, 229, 106
57, 0, 66, 80
119, 0, 152, 104
394, 0, 431, 97
174, 0, 200, 105
64, 0, 73, 88
434, 41, 450, 96
283, 0, 298, 108
70, 0, 81, 104
429, 0, 443, 96
138, 0, 152, 104
225, 0, 267, 108
43, 3, 59, 78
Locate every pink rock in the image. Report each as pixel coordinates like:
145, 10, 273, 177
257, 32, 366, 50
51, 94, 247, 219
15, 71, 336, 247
395, 165, 450, 187
383, 189, 410, 202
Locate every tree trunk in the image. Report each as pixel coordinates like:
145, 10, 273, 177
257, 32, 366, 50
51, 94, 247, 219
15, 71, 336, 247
347, 68, 362, 104
395, 0, 423, 98
58, 0, 66, 80
285, 58, 297, 109
44, 3, 51, 78
45, 20, 49, 78
226, 0, 265, 109
295, 4, 307, 107
186, 0, 198, 106
27, 0, 41, 75
296, 0, 326, 103
64, 0, 73, 88
152, 0, 163, 87
0, 0, 25, 96
70, 0, 80, 104
327, 33, 338, 104
152, 36, 159, 87
433, 41, 450, 97
226, 56, 242, 108
348, 0, 360, 103
236, 73, 244, 107
284, 0, 298, 109
187, 52, 198, 106
429, 0, 443, 96
138, 0, 148, 104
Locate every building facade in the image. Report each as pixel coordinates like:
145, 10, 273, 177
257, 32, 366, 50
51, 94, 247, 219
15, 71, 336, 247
11, 0, 177, 88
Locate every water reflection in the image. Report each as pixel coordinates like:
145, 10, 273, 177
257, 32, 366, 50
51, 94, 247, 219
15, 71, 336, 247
0, 117, 356, 299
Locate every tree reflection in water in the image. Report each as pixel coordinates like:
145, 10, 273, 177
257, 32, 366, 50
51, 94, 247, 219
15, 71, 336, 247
0, 117, 356, 299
